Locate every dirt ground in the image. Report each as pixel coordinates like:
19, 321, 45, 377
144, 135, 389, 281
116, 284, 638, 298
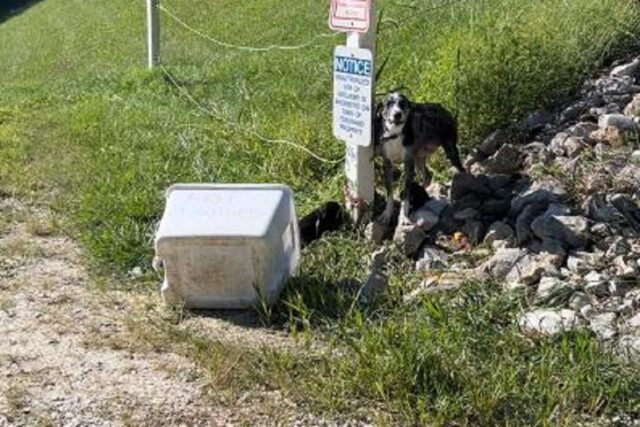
0, 197, 311, 427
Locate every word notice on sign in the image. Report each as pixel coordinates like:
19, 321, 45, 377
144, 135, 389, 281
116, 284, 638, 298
333, 46, 373, 147
329, 0, 371, 33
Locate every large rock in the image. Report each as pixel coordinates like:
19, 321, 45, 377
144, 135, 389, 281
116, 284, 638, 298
449, 173, 492, 200
410, 206, 440, 231
589, 312, 617, 340
567, 122, 599, 139
584, 271, 610, 298
582, 194, 625, 224
566, 251, 603, 274
616, 336, 640, 362
517, 111, 553, 136
510, 181, 568, 216
515, 203, 546, 245
609, 193, 640, 232
519, 309, 582, 336
549, 132, 569, 157
423, 198, 448, 216
598, 113, 637, 131
480, 198, 512, 216
478, 144, 523, 174
507, 252, 562, 290
393, 225, 427, 258
478, 247, 527, 278
530, 210, 590, 249
484, 221, 515, 246
466, 129, 509, 167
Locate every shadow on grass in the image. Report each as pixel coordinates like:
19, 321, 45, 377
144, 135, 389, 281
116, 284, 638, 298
181, 273, 363, 331
0, 0, 43, 24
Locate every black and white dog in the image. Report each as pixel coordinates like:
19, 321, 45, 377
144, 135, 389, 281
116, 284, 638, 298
374, 91, 465, 224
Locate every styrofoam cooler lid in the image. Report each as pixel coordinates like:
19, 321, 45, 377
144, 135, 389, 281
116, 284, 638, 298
155, 184, 296, 240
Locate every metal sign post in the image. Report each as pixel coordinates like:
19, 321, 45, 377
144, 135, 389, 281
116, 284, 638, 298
331, 0, 376, 224
147, 0, 160, 69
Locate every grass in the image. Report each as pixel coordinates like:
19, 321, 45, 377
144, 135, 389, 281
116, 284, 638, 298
1, 0, 640, 424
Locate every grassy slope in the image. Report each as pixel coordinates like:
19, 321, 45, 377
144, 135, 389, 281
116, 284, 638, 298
1, 0, 640, 424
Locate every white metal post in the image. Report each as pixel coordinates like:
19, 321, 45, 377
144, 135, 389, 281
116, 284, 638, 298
146, 0, 160, 68
344, 2, 376, 224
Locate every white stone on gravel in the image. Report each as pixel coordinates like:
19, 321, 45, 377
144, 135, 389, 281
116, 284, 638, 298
589, 312, 618, 340
616, 336, 640, 362
519, 309, 582, 336
626, 312, 640, 330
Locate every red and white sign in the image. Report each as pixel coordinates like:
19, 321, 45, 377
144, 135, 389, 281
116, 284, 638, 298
329, 0, 371, 33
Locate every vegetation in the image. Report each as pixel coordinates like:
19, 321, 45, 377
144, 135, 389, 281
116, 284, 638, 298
1, 0, 640, 424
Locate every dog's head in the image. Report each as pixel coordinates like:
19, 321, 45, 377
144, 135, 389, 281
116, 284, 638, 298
376, 92, 410, 132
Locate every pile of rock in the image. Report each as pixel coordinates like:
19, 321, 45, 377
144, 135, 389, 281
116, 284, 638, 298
365, 54, 640, 360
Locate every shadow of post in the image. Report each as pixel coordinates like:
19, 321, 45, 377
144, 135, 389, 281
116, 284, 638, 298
0, 0, 43, 24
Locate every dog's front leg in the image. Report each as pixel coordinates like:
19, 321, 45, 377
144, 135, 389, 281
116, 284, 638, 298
378, 158, 396, 225
399, 155, 417, 223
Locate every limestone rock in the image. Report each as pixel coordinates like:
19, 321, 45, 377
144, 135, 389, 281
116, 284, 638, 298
519, 309, 582, 336
410, 207, 440, 231
589, 312, 617, 340
479, 144, 523, 174
365, 220, 390, 244
566, 251, 603, 274
478, 247, 527, 278
415, 247, 449, 271
598, 113, 637, 131
510, 181, 568, 216
393, 225, 427, 258
616, 336, 640, 362
449, 173, 492, 200
530, 211, 590, 249
484, 221, 515, 246
584, 271, 610, 297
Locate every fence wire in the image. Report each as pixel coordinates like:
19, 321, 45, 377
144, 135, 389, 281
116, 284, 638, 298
158, 4, 340, 53
159, 64, 345, 165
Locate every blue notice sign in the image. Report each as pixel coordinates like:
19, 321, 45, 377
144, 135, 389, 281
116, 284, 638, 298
333, 46, 373, 147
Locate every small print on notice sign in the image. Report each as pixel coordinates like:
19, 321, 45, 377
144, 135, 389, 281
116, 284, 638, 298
333, 45, 373, 147
329, 0, 371, 33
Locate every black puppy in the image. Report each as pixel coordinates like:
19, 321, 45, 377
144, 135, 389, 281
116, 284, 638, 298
374, 91, 465, 224
299, 202, 343, 247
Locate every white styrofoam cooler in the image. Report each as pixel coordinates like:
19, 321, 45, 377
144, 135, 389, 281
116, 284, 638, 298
154, 184, 300, 309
